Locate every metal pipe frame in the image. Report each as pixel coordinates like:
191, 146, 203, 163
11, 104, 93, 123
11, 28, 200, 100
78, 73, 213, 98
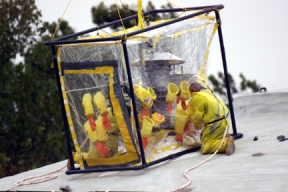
214, 11, 243, 139
122, 40, 147, 165
51, 46, 76, 170
66, 145, 200, 174
45, 5, 224, 44
46, 4, 242, 175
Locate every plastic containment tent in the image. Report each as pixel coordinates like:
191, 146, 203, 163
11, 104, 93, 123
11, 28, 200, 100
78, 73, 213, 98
44, 4, 242, 175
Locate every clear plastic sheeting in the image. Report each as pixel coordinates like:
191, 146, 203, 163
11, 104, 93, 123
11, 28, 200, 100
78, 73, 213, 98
58, 15, 217, 169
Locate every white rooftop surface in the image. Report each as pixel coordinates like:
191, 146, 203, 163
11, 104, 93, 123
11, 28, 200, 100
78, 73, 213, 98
1, 90, 288, 192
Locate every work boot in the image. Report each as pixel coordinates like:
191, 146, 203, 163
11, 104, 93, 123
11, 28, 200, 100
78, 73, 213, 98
225, 135, 235, 156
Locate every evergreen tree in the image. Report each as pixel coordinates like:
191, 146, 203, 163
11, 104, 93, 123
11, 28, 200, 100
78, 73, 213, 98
0, 0, 75, 178
0, 0, 41, 65
91, 1, 135, 30
239, 72, 260, 92
208, 72, 261, 98
91, 1, 175, 31
160, 3, 176, 19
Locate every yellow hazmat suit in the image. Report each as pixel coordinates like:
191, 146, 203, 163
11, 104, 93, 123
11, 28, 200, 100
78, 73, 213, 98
187, 89, 230, 154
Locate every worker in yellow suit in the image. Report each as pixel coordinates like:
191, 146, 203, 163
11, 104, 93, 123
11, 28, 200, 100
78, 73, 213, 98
187, 76, 235, 155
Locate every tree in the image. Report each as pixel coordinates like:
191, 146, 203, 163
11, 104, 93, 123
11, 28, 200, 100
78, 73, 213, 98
0, 0, 75, 178
208, 72, 261, 98
92, 2, 135, 30
0, 0, 41, 65
0, 0, 42, 177
160, 3, 176, 19
91, 1, 176, 31
239, 72, 260, 92
144, 1, 161, 22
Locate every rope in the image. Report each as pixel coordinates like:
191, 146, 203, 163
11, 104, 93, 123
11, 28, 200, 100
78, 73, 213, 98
176, 10, 187, 18
96, 24, 111, 37
116, 0, 126, 30
166, 0, 187, 18
51, 0, 72, 40
117, 0, 145, 30
171, 124, 229, 192
119, 0, 137, 12
100, 28, 111, 35
6, 164, 67, 191
166, 0, 182, 9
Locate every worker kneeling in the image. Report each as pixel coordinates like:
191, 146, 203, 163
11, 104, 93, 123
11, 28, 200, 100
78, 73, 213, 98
187, 76, 235, 155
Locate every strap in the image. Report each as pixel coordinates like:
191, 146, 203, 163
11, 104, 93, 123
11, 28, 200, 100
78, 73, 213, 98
206, 112, 229, 125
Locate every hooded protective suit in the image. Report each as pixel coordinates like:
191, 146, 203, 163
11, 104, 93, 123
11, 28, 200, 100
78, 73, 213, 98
187, 87, 230, 154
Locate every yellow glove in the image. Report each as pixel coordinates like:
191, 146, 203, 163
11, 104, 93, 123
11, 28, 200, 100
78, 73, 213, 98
193, 122, 203, 130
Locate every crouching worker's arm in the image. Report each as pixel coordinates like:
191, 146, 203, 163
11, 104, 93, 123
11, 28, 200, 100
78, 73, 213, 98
188, 94, 206, 130
193, 121, 203, 130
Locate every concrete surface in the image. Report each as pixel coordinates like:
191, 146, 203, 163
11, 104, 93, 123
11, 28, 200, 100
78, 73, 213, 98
1, 90, 288, 192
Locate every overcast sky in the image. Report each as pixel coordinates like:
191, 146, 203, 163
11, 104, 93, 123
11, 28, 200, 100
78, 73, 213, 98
36, 0, 288, 91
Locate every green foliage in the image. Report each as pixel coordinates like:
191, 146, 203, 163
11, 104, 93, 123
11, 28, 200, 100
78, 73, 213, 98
160, 3, 176, 19
145, 1, 161, 22
0, 0, 75, 178
208, 72, 261, 97
91, 2, 135, 30
0, 0, 262, 179
0, 0, 41, 65
239, 72, 260, 92
207, 73, 226, 95
91, 1, 176, 31
0, 0, 175, 179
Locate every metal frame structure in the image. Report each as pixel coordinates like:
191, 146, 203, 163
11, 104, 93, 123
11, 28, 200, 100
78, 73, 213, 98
44, 4, 243, 175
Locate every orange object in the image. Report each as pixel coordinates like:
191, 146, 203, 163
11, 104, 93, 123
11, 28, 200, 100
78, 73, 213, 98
175, 134, 183, 142
138, 114, 143, 127
166, 103, 173, 115
87, 115, 96, 131
156, 113, 163, 119
183, 121, 190, 132
176, 95, 180, 104
152, 112, 165, 128
94, 141, 110, 157
183, 122, 196, 136
102, 113, 111, 131
181, 100, 187, 110
140, 107, 150, 118
141, 137, 148, 149
187, 131, 196, 137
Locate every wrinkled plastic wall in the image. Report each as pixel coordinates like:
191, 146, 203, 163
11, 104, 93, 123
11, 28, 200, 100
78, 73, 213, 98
59, 15, 216, 169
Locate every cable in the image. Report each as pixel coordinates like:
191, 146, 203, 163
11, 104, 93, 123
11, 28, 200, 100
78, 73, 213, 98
6, 164, 66, 191
166, 0, 187, 18
119, 0, 137, 12
116, 0, 126, 31
51, 0, 72, 40
171, 124, 229, 191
